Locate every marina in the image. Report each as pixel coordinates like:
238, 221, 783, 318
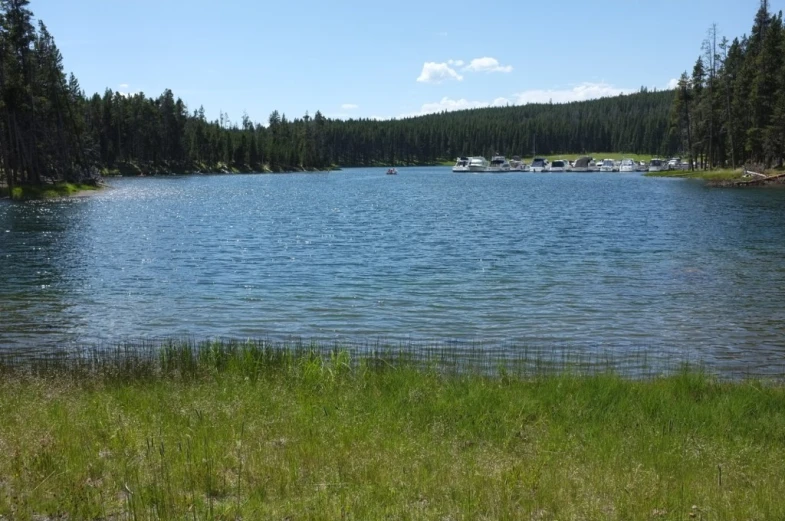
452, 155, 690, 173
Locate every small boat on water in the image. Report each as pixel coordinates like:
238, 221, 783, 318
468, 156, 490, 172
452, 157, 470, 172
599, 159, 616, 172
509, 156, 526, 171
548, 159, 569, 172
530, 157, 548, 172
571, 156, 592, 172
619, 158, 636, 172
636, 161, 649, 172
487, 154, 511, 172
648, 159, 667, 172
386, 168, 398, 175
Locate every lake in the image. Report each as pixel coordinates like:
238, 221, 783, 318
2, 168, 785, 375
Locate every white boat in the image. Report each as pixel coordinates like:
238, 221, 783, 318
530, 157, 548, 172
509, 156, 526, 171
648, 158, 667, 172
571, 156, 592, 172
548, 159, 569, 172
452, 157, 470, 172
599, 159, 615, 172
468, 156, 490, 172
619, 158, 636, 172
487, 155, 511, 172
636, 161, 649, 172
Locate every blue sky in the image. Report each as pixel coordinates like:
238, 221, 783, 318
31, 0, 780, 124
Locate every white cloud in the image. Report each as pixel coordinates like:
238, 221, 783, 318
666, 78, 679, 89
512, 82, 633, 104
119, 83, 129, 89
402, 81, 638, 118
416, 62, 463, 83
402, 96, 511, 117
463, 57, 513, 74
341, 103, 359, 110
447, 59, 464, 67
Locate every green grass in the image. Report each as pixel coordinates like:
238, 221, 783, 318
0, 182, 100, 200
645, 169, 746, 181
0, 340, 783, 520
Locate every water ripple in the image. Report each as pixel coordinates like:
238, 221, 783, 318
2, 169, 785, 374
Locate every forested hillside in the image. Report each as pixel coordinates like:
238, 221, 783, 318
671, 0, 785, 169
1, 0, 675, 192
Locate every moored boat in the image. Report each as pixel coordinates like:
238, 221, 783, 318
452, 157, 470, 172
548, 159, 569, 172
648, 158, 667, 172
530, 157, 548, 172
571, 156, 592, 172
468, 156, 490, 172
509, 156, 526, 171
619, 158, 636, 172
599, 159, 615, 172
487, 154, 512, 172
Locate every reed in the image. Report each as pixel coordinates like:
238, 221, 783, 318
1, 340, 783, 520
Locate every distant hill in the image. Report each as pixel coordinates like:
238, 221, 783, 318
319, 89, 676, 166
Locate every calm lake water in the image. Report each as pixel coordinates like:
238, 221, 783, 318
2, 168, 785, 374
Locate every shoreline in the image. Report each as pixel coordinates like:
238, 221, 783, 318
647, 169, 785, 187
1, 341, 783, 519
0, 181, 104, 201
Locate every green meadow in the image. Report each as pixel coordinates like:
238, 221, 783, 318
1, 341, 783, 520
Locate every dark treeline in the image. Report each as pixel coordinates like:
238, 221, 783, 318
0, 0, 93, 193
80, 87, 674, 173
320, 90, 674, 166
2, 0, 676, 192
672, 0, 785, 169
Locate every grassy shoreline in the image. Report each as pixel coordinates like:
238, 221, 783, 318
0, 182, 101, 200
644, 167, 785, 188
1, 341, 784, 519
644, 169, 746, 182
